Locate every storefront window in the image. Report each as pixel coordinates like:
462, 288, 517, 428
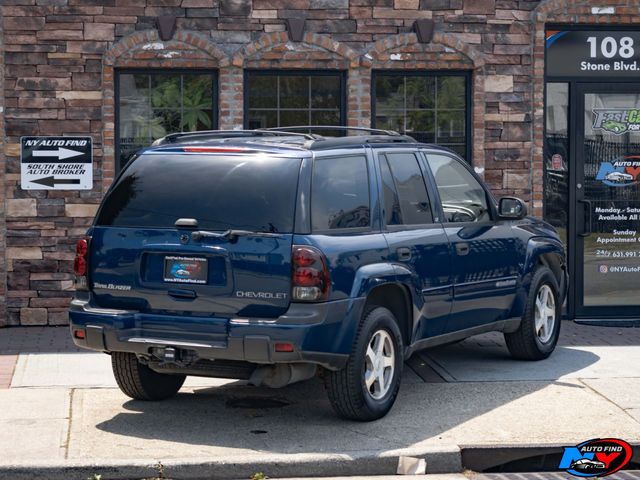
116, 71, 217, 171
544, 82, 569, 245
373, 72, 470, 160
245, 71, 345, 131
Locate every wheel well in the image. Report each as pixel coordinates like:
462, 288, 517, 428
364, 284, 412, 346
537, 253, 564, 288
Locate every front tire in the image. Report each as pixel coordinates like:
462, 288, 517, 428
324, 306, 404, 421
112, 352, 186, 401
504, 266, 561, 360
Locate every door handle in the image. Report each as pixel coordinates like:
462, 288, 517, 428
456, 242, 470, 256
397, 247, 412, 261
578, 199, 592, 237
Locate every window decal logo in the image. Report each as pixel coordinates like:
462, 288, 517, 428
592, 108, 640, 135
558, 438, 633, 477
596, 156, 640, 187
163, 256, 208, 284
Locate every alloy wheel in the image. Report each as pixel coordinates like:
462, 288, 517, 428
534, 284, 556, 343
364, 329, 395, 400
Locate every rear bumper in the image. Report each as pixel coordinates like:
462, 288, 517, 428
69, 297, 365, 371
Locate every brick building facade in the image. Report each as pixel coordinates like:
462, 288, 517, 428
2, 0, 640, 326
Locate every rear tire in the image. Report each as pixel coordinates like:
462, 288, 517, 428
504, 266, 561, 360
324, 306, 404, 421
112, 352, 186, 401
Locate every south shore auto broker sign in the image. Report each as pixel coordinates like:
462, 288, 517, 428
21, 136, 92, 190
547, 30, 640, 77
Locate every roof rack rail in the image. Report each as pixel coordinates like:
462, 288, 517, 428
263, 126, 401, 136
305, 134, 417, 150
153, 129, 318, 145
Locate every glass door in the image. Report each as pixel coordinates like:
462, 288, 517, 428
575, 84, 640, 319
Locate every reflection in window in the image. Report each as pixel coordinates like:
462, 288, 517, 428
246, 72, 345, 133
384, 153, 433, 225
117, 71, 216, 171
311, 157, 370, 231
380, 158, 403, 226
374, 73, 469, 159
427, 154, 489, 223
544, 82, 569, 245
97, 154, 300, 232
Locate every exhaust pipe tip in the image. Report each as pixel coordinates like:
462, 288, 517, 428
249, 363, 317, 388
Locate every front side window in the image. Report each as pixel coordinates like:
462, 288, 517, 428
311, 156, 370, 231
427, 154, 490, 223
245, 71, 345, 131
117, 71, 217, 171
373, 72, 469, 160
381, 153, 433, 225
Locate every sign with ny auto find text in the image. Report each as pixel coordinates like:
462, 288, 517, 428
21, 136, 92, 190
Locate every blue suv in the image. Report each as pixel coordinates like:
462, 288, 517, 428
70, 128, 568, 421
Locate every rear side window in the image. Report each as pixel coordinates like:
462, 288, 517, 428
384, 153, 433, 225
311, 156, 370, 231
379, 157, 402, 226
96, 154, 301, 232
427, 154, 490, 223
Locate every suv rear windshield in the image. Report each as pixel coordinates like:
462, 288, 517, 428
96, 153, 301, 233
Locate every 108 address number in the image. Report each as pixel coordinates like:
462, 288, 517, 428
587, 36, 635, 59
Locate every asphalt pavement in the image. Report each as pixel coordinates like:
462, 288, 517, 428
0, 321, 639, 480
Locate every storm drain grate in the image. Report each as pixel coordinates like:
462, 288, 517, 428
463, 446, 640, 476
406, 354, 448, 382
475, 472, 640, 479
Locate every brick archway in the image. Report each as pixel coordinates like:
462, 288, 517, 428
366, 31, 484, 69
101, 30, 230, 192
231, 31, 362, 130
365, 32, 486, 175
232, 31, 359, 68
104, 30, 229, 68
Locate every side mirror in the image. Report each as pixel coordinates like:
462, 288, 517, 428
498, 197, 527, 219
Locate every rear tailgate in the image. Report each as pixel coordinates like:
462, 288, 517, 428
89, 151, 302, 319
89, 227, 293, 317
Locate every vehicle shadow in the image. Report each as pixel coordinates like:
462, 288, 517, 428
91, 337, 604, 457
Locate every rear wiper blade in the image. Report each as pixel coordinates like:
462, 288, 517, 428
191, 229, 282, 241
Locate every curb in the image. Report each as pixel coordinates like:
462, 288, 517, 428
1, 443, 639, 479
0, 447, 462, 480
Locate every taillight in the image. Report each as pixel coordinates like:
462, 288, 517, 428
73, 256, 87, 276
291, 246, 330, 302
74, 238, 90, 290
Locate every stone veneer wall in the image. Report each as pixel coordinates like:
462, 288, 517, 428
0, 6, 6, 326
0, 0, 632, 325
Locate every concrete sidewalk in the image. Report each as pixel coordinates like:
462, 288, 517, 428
0, 322, 639, 479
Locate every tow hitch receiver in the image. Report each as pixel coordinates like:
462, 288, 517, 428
164, 347, 176, 362
151, 346, 196, 367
